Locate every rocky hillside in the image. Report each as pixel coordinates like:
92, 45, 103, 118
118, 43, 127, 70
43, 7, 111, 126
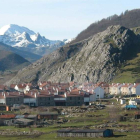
7, 25, 140, 84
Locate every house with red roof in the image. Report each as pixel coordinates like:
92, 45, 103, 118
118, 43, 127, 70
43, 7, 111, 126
96, 82, 109, 94
109, 83, 123, 95
0, 92, 24, 107
37, 92, 54, 106
121, 83, 133, 95
14, 83, 32, 93
24, 91, 37, 106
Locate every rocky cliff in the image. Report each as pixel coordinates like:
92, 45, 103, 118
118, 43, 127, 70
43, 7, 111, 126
7, 25, 140, 84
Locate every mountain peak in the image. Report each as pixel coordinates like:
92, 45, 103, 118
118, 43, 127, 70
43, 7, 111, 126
0, 24, 35, 36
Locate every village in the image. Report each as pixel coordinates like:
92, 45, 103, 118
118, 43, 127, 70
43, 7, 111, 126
0, 81, 140, 139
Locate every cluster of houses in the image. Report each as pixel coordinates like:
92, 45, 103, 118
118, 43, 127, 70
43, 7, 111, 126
109, 83, 140, 95
0, 82, 140, 109
0, 82, 98, 109
80, 82, 140, 96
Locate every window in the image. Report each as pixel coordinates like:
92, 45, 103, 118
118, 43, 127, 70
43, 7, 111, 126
78, 97, 80, 100
70, 97, 72, 100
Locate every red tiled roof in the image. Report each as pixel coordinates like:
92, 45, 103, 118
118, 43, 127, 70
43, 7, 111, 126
39, 83, 47, 88
10, 84, 16, 88
132, 83, 140, 88
0, 92, 24, 98
0, 85, 6, 90
0, 114, 16, 119
67, 94, 83, 97
37, 92, 54, 97
18, 84, 26, 89
54, 95, 65, 98
121, 84, 132, 87
6, 92, 24, 97
24, 91, 37, 98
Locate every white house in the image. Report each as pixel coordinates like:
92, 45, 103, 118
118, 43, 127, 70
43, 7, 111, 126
0, 92, 5, 104
121, 83, 133, 95
93, 86, 104, 99
84, 92, 96, 103
109, 83, 123, 95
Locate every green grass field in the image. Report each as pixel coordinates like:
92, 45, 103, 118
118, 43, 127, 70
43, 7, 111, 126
1, 102, 140, 140
0, 131, 140, 140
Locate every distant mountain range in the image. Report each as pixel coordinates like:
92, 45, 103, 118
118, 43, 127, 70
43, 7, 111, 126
0, 24, 69, 57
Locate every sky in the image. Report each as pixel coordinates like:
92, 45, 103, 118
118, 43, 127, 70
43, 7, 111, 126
0, 0, 140, 40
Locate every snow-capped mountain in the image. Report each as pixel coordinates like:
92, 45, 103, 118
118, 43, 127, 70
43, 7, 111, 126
0, 24, 67, 56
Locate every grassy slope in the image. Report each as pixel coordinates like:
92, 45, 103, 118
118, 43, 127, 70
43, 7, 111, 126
113, 53, 140, 83
0, 103, 140, 140
112, 27, 140, 83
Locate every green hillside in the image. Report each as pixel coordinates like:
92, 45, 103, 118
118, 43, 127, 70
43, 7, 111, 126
113, 53, 140, 83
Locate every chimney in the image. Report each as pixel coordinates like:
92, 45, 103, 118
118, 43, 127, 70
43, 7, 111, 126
49, 92, 51, 95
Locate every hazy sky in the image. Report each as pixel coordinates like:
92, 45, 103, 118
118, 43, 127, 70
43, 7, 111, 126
0, 0, 139, 40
